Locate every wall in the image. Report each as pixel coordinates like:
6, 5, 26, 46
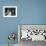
0, 0, 46, 44
0, 0, 18, 44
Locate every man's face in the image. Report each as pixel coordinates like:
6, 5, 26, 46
7, 9, 10, 12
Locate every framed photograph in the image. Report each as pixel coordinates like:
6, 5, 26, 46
3, 6, 17, 17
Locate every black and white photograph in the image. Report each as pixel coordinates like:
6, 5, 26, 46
3, 6, 17, 17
